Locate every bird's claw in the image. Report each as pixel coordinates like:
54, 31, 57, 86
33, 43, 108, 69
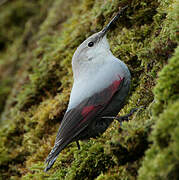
76, 141, 80, 150
102, 106, 144, 125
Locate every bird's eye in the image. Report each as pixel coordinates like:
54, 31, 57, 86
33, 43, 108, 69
88, 42, 94, 47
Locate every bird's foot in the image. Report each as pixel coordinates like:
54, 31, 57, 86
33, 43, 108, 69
102, 106, 144, 126
76, 141, 80, 150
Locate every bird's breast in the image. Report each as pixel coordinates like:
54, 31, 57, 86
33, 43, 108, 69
68, 58, 130, 110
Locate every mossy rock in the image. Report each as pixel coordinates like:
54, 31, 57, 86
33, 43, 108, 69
138, 45, 179, 180
0, 0, 178, 179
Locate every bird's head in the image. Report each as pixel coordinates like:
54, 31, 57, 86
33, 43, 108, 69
72, 6, 128, 79
72, 30, 110, 65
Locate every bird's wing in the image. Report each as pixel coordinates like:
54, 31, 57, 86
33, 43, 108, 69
45, 76, 125, 171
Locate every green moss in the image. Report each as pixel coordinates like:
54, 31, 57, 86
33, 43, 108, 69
0, 0, 38, 50
62, 142, 114, 180
0, 0, 54, 118
0, 78, 12, 113
138, 42, 179, 180
138, 100, 179, 180
0, 0, 178, 179
96, 162, 140, 180
153, 47, 179, 116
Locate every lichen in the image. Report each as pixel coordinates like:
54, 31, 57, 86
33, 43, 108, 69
0, 0, 178, 179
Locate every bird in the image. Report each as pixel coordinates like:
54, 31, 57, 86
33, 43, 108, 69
44, 6, 131, 172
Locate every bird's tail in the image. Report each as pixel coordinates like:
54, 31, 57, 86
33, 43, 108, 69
44, 124, 87, 171
44, 156, 58, 172
44, 139, 65, 172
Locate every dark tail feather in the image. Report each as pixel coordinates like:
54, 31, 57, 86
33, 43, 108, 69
44, 140, 64, 172
44, 125, 87, 171
44, 155, 58, 172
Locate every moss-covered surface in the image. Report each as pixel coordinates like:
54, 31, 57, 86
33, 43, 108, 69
0, 0, 178, 179
138, 45, 179, 180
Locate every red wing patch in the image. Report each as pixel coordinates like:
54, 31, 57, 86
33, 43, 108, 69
80, 105, 101, 125
82, 105, 95, 116
79, 75, 124, 125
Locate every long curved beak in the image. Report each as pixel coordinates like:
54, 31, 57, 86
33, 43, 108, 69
101, 5, 128, 36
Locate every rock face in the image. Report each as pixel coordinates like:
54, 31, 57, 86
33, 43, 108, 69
0, 0, 178, 179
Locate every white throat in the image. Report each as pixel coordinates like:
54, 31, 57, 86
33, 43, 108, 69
72, 35, 111, 81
